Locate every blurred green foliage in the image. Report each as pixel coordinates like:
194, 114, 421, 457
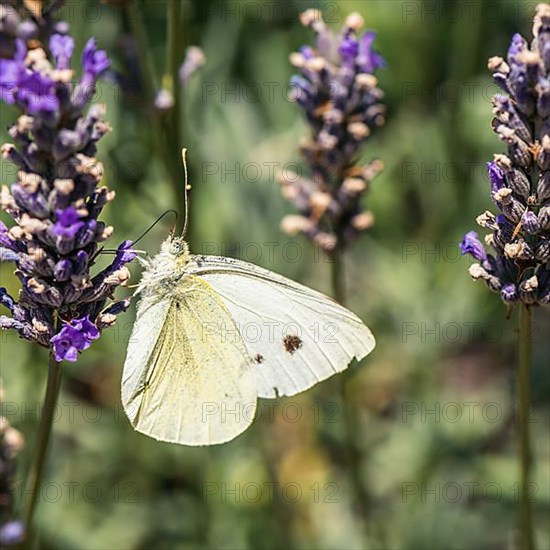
0, 0, 549, 548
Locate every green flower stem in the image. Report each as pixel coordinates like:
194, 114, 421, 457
330, 250, 370, 530
125, 0, 185, 223
330, 248, 346, 305
24, 353, 63, 534
518, 303, 534, 550
164, 0, 185, 233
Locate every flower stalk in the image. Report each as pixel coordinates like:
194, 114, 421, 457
124, 0, 203, 233
1, 5, 136, 535
459, 5, 550, 548
518, 304, 534, 550
23, 350, 63, 535
282, 8, 386, 537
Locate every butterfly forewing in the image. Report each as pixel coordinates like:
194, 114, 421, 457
185, 255, 376, 398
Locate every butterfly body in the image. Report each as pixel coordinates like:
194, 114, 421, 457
137, 237, 191, 295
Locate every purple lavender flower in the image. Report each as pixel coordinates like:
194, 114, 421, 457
82, 38, 110, 77
51, 208, 85, 240
460, 231, 487, 261
0, 23, 134, 360
463, 4, 550, 305
0, 521, 24, 547
280, 10, 385, 253
51, 316, 100, 362
0, 40, 25, 104
49, 33, 74, 70
356, 31, 385, 73
487, 161, 505, 194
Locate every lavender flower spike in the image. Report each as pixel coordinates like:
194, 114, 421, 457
462, 4, 550, 305
280, 10, 385, 253
0, 27, 134, 362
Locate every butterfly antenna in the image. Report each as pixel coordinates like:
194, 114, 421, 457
132, 209, 179, 246
181, 148, 191, 238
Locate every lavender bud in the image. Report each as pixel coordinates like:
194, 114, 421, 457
538, 205, 550, 229
11, 184, 50, 218
504, 240, 534, 260
52, 129, 82, 161
494, 188, 525, 222
500, 283, 519, 302
521, 210, 540, 234
519, 276, 539, 304
506, 167, 531, 198
537, 170, 550, 201
53, 259, 72, 282
536, 241, 550, 262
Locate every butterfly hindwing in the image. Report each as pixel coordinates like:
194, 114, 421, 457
121, 275, 257, 445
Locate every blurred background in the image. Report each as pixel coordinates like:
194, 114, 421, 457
1, 0, 549, 548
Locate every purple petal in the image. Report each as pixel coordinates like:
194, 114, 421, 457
339, 37, 359, 64
115, 240, 137, 266
52, 207, 85, 239
0, 247, 19, 261
82, 38, 110, 77
460, 231, 487, 261
73, 315, 100, 343
299, 46, 315, 60
0, 221, 16, 251
486, 161, 505, 193
16, 71, 59, 114
50, 315, 100, 362
0, 59, 22, 104
49, 34, 74, 70
0, 520, 25, 546
357, 31, 385, 73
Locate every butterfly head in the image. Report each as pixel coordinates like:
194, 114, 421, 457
160, 236, 190, 269
162, 235, 188, 256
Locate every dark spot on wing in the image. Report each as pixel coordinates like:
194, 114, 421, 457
283, 335, 302, 354
254, 354, 264, 364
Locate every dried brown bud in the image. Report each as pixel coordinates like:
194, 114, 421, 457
352, 212, 374, 231
281, 215, 314, 235
342, 177, 366, 194
300, 9, 323, 27
54, 179, 75, 195
345, 13, 364, 30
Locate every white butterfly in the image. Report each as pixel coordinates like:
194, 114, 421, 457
121, 153, 375, 446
